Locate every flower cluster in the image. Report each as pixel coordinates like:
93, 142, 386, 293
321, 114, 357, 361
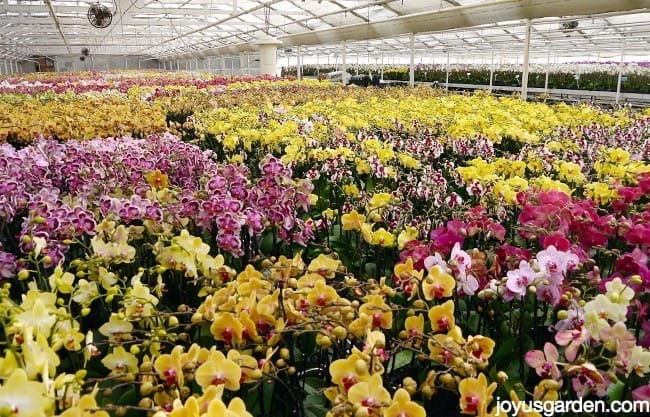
0, 74, 649, 417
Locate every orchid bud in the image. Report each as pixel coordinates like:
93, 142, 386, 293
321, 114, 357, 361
497, 371, 509, 384
630, 275, 642, 285
402, 377, 418, 395
140, 381, 154, 396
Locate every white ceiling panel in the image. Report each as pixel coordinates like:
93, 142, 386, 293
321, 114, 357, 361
0, 0, 647, 63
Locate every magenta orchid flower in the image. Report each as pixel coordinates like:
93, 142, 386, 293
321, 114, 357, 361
632, 385, 650, 401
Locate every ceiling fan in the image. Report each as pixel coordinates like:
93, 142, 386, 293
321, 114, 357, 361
87, 1, 115, 28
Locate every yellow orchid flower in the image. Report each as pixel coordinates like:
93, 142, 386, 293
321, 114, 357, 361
195, 350, 241, 391
0, 368, 52, 417
60, 391, 110, 417
423, 265, 456, 300
347, 373, 392, 416
154, 345, 185, 387
359, 294, 393, 330
101, 345, 138, 375
307, 280, 339, 307
385, 388, 426, 417
341, 210, 366, 231
458, 373, 497, 416
307, 254, 342, 278
210, 312, 244, 346
98, 313, 134, 343
428, 300, 456, 333
329, 351, 371, 393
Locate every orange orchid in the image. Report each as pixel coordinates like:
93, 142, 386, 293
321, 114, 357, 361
144, 169, 169, 189
349, 314, 373, 338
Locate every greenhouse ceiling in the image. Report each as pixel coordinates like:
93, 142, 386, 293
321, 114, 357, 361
0, 0, 649, 61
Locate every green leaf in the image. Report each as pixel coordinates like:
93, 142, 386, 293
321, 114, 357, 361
607, 380, 625, 402
305, 392, 328, 417
304, 376, 328, 395
262, 380, 274, 414
260, 232, 275, 255
387, 349, 413, 371
117, 387, 140, 417
365, 262, 377, 277
365, 177, 375, 192
490, 336, 517, 368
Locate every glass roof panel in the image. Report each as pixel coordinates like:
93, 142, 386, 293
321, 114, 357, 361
0, 0, 647, 63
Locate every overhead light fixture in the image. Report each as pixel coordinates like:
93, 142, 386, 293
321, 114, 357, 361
560, 20, 579, 33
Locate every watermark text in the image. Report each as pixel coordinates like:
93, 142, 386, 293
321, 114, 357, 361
495, 397, 650, 416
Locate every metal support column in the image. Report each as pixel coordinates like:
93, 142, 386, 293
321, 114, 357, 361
341, 40, 347, 83
445, 50, 450, 91
297, 45, 302, 80
521, 18, 532, 101
489, 45, 494, 93
616, 35, 627, 104
544, 42, 551, 93
409, 32, 415, 87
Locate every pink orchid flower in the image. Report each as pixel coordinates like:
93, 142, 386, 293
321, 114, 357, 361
525, 342, 562, 380
555, 327, 590, 362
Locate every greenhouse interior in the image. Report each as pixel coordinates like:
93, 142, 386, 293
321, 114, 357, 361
2, 1, 650, 417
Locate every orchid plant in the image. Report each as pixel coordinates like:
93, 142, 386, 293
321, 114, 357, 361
0, 74, 649, 417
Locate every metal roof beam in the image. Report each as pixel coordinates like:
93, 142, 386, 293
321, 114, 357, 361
169, 0, 650, 59
44, 0, 71, 53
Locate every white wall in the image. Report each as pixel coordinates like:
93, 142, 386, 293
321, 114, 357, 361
53, 55, 160, 72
